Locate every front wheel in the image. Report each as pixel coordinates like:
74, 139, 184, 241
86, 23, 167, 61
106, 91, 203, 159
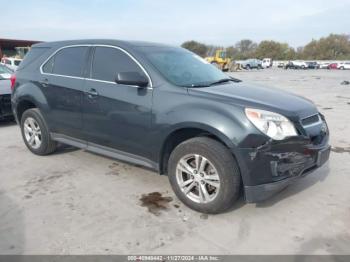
168, 137, 241, 214
20, 108, 57, 155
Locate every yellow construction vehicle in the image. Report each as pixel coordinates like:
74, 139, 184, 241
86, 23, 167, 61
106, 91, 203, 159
205, 49, 238, 71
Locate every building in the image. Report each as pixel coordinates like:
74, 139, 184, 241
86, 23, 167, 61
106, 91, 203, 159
0, 38, 41, 59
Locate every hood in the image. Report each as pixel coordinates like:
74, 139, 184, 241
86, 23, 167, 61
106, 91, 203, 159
188, 81, 318, 120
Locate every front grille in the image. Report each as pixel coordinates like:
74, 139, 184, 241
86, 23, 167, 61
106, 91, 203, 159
301, 114, 320, 126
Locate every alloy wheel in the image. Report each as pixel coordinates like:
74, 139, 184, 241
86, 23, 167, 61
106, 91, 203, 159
23, 117, 42, 149
176, 154, 220, 203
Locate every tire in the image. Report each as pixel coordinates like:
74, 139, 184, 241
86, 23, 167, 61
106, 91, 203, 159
245, 64, 250, 70
168, 137, 241, 214
20, 108, 57, 155
340, 66, 344, 70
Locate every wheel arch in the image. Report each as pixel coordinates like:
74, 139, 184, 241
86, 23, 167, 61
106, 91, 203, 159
13, 82, 49, 123
158, 123, 236, 175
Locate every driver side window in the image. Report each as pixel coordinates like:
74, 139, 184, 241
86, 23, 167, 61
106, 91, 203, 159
91, 47, 145, 83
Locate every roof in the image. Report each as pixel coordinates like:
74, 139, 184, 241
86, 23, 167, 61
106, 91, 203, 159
33, 39, 172, 49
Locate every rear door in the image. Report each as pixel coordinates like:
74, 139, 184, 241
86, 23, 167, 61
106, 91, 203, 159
82, 46, 153, 158
40, 46, 90, 138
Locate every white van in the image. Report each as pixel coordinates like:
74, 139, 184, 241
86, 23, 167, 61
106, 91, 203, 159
262, 58, 272, 68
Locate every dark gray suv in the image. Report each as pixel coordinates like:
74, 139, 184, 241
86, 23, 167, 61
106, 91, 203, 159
11, 40, 330, 214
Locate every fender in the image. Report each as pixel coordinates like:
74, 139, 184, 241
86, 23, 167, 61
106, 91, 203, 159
12, 82, 50, 123
151, 99, 251, 162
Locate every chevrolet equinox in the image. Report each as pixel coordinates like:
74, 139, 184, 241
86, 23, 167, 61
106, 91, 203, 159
11, 40, 330, 214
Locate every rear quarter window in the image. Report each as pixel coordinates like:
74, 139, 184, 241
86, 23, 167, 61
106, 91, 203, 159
17, 47, 50, 71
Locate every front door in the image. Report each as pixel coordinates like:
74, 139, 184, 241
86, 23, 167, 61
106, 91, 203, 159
82, 46, 153, 159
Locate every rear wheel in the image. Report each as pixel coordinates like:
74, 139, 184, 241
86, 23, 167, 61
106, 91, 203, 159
340, 66, 345, 70
168, 137, 241, 214
20, 108, 57, 155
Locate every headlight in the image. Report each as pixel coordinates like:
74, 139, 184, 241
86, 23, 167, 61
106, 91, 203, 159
245, 108, 298, 140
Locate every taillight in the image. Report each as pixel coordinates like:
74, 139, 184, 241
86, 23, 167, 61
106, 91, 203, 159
10, 74, 16, 91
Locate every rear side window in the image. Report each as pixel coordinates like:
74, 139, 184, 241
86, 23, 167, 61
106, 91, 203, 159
43, 46, 88, 77
42, 56, 54, 73
91, 47, 145, 82
17, 47, 49, 71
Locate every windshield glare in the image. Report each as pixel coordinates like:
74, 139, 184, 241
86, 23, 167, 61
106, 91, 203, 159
143, 47, 229, 87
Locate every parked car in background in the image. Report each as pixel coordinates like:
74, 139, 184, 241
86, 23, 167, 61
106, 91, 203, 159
0, 64, 13, 120
1, 57, 22, 71
337, 62, 350, 70
285, 61, 306, 69
0, 64, 12, 79
327, 63, 338, 70
261, 58, 272, 68
306, 61, 318, 69
319, 62, 330, 69
11, 39, 330, 214
277, 62, 285, 68
240, 59, 262, 69
291, 60, 308, 69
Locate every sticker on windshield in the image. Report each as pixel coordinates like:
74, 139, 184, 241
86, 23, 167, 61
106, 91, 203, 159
193, 54, 210, 64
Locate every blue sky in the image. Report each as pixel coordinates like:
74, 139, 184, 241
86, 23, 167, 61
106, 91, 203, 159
2, 0, 349, 47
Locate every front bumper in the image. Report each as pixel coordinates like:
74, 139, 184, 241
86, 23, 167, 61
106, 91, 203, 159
234, 133, 330, 203
244, 145, 330, 202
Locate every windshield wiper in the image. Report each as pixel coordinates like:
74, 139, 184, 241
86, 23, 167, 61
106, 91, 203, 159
183, 83, 210, 88
209, 77, 242, 86
183, 77, 242, 88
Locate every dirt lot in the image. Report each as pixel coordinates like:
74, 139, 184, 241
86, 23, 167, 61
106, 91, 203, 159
1, 69, 350, 255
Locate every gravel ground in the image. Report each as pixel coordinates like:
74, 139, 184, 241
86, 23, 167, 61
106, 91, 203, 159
0, 68, 350, 255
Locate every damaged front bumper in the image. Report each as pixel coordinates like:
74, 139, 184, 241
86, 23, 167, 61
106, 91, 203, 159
234, 131, 330, 203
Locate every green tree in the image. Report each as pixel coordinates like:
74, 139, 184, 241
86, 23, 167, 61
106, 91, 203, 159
226, 46, 239, 59
255, 40, 295, 60
302, 34, 350, 60
255, 40, 289, 60
181, 40, 208, 57
234, 39, 257, 59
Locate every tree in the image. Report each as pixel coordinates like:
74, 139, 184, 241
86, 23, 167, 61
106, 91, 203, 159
255, 40, 295, 60
234, 39, 257, 59
181, 40, 208, 57
302, 34, 350, 60
181, 33, 350, 61
226, 46, 239, 59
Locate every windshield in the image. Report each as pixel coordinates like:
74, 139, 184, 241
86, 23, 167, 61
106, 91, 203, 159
143, 47, 229, 87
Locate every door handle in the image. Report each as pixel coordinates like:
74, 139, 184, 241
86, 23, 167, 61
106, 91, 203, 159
39, 78, 49, 87
86, 88, 99, 98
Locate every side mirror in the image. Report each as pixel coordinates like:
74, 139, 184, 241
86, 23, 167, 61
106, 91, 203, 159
115, 72, 149, 88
